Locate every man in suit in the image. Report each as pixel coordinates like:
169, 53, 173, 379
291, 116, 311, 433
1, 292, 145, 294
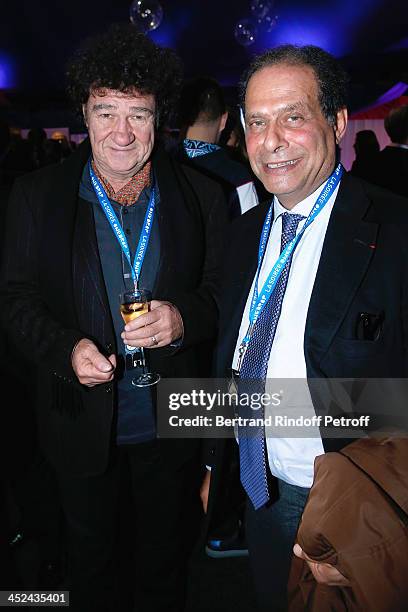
376, 104, 408, 197
176, 76, 259, 217
0, 25, 227, 612
202, 45, 408, 611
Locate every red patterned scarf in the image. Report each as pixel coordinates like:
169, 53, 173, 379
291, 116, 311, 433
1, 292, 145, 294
92, 160, 152, 206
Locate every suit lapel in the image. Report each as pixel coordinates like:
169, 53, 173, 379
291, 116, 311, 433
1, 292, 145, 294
67, 140, 110, 319
40, 140, 92, 326
151, 148, 182, 297
43, 139, 111, 325
151, 147, 206, 299
305, 173, 379, 367
73, 195, 111, 320
217, 202, 270, 376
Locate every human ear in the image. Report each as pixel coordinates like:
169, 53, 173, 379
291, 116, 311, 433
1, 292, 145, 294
334, 107, 348, 144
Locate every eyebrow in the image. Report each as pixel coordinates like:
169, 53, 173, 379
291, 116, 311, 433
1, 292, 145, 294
279, 102, 309, 114
246, 101, 309, 120
91, 103, 117, 111
91, 103, 154, 114
129, 107, 154, 114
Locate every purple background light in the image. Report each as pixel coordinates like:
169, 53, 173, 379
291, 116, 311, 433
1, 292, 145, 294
149, 6, 193, 48
0, 0, 406, 114
254, 0, 384, 56
0, 53, 16, 89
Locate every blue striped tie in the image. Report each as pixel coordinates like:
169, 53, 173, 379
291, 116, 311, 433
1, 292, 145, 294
238, 212, 305, 510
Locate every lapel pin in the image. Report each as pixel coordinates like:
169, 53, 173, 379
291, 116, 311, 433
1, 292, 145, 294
353, 238, 376, 249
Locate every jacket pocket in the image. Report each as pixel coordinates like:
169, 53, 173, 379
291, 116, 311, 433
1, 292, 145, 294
330, 336, 385, 359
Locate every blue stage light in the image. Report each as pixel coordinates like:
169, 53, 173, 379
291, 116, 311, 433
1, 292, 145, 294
252, 0, 383, 57
0, 53, 16, 89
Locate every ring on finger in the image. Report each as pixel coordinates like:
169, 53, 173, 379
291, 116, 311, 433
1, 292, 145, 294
150, 335, 159, 347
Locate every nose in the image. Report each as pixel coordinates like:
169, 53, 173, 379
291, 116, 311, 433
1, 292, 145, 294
112, 116, 136, 146
262, 121, 288, 153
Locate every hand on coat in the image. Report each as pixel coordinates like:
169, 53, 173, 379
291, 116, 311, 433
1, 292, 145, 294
121, 300, 183, 349
72, 338, 116, 387
293, 543, 351, 587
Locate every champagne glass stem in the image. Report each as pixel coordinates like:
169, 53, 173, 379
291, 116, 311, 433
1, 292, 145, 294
139, 346, 147, 375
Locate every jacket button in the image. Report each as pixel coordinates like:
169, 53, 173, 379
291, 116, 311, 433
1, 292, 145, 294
105, 386, 112, 394
106, 343, 113, 352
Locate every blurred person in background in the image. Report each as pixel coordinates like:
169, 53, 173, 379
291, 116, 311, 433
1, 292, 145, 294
177, 76, 259, 217
350, 129, 380, 183
376, 105, 408, 197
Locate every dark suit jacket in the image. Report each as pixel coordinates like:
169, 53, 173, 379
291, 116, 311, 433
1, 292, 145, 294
375, 145, 408, 197
0, 140, 228, 477
206, 173, 408, 532
175, 145, 257, 218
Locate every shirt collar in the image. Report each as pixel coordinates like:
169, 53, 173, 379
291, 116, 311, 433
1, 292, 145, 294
91, 159, 152, 206
273, 177, 338, 220
183, 139, 221, 158
80, 158, 152, 208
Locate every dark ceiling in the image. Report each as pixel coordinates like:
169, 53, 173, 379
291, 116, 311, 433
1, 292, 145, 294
1, 0, 407, 123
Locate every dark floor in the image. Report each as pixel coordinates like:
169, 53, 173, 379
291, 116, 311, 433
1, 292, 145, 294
187, 546, 256, 612
6, 525, 256, 611
6, 541, 256, 612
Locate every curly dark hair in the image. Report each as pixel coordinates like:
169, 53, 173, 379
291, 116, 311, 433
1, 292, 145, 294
240, 44, 349, 126
66, 23, 183, 128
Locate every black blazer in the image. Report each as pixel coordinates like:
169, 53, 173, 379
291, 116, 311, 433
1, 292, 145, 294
0, 140, 228, 476
376, 146, 408, 197
206, 173, 408, 530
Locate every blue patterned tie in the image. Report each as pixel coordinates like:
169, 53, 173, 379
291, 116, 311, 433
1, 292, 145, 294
238, 212, 305, 510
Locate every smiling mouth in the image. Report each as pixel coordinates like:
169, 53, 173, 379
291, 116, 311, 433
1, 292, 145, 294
110, 148, 135, 152
266, 159, 300, 169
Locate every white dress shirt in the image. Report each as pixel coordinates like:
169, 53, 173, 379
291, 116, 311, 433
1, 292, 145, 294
233, 180, 341, 487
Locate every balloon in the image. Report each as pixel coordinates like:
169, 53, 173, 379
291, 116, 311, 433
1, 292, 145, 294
258, 13, 279, 32
129, 0, 163, 33
234, 18, 258, 47
250, 0, 274, 20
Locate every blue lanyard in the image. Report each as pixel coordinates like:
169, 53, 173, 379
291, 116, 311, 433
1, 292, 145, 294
243, 164, 344, 347
89, 161, 156, 285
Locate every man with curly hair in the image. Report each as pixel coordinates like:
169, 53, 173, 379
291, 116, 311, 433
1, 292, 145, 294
0, 24, 227, 611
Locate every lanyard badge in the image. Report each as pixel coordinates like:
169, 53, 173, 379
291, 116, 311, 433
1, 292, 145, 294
236, 163, 344, 373
89, 161, 156, 286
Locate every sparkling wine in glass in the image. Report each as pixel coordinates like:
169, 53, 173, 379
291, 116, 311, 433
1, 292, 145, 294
119, 288, 160, 387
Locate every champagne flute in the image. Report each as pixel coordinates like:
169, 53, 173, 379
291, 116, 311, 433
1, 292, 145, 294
119, 288, 161, 387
